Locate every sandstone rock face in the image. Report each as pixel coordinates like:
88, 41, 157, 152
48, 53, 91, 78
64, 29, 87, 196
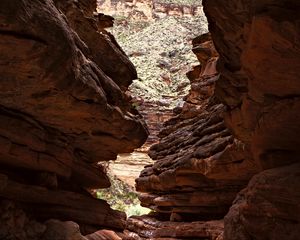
109, 152, 153, 187
0, 200, 46, 240
126, 33, 256, 239
202, 0, 300, 239
0, 0, 148, 237
125, 215, 224, 240
85, 229, 122, 240
224, 163, 300, 240
135, 99, 174, 150
203, 0, 300, 167
42, 220, 86, 240
107, 99, 174, 188
98, 0, 152, 20
128, 0, 300, 236
136, 34, 254, 220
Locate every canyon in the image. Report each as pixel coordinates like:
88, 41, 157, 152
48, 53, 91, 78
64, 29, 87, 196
0, 0, 300, 240
97, 0, 203, 20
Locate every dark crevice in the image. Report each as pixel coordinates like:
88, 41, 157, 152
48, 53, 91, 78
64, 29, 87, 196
0, 30, 48, 45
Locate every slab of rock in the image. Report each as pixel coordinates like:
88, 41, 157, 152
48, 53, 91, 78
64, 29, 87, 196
0, 0, 148, 237
224, 163, 300, 240
42, 220, 86, 240
124, 215, 223, 240
0, 200, 46, 240
203, 0, 300, 169
202, 0, 300, 239
134, 34, 255, 223
86, 230, 122, 240
0, 174, 126, 230
0, 0, 147, 169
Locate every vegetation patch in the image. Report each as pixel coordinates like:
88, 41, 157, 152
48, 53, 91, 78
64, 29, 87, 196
96, 174, 151, 217
110, 14, 208, 106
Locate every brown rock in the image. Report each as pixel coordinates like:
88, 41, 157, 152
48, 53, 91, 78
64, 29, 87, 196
203, 0, 300, 168
202, 0, 300, 239
125, 215, 223, 240
97, 0, 203, 21
42, 220, 86, 240
224, 163, 300, 240
0, 0, 147, 168
0, 174, 126, 230
0, 0, 147, 235
0, 200, 46, 240
134, 35, 254, 224
86, 230, 122, 240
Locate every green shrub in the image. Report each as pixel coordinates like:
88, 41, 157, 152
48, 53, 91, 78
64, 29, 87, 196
126, 204, 151, 217
96, 174, 150, 217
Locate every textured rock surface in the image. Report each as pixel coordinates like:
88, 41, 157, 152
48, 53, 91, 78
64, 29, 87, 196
202, 0, 300, 239
224, 163, 300, 240
135, 34, 254, 221
107, 99, 174, 188
203, 0, 300, 166
125, 215, 223, 240
127, 0, 300, 235
0, 0, 147, 237
85, 229, 122, 240
125, 33, 255, 239
102, 1, 207, 193
108, 152, 153, 187
0, 200, 46, 240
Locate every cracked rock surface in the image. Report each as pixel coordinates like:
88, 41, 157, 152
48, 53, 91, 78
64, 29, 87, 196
0, 0, 148, 237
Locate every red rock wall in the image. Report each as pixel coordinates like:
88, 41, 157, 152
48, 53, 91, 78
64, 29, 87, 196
0, 0, 148, 238
203, 0, 300, 239
126, 1, 300, 239
125, 34, 248, 240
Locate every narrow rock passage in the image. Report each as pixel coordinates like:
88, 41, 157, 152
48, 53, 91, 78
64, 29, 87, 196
95, 0, 209, 221
0, 0, 299, 240
124, 0, 300, 239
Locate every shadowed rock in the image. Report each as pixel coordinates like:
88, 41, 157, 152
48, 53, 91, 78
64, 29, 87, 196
0, 0, 148, 236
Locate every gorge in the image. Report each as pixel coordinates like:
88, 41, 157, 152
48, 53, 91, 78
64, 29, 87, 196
0, 0, 300, 240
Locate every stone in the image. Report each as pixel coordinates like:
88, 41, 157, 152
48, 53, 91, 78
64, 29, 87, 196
126, 32, 255, 239
224, 163, 300, 240
86, 230, 122, 240
0, 200, 46, 240
0, 0, 147, 236
134, 34, 254, 223
202, 0, 300, 239
0, 174, 126, 230
97, 0, 203, 21
42, 220, 86, 240
125, 215, 223, 240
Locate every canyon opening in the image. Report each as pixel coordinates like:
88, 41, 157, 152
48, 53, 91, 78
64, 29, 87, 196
0, 0, 299, 240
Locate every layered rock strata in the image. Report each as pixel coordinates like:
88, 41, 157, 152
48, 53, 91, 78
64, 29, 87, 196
203, 0, 300, 239
125, 215, 223, 240
134, 99, 174, 150
126, 33, 256, 239
0, 0, 147, 238
128, 0, 300, 239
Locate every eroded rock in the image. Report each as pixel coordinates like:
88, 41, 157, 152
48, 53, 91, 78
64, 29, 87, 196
224, 163, 300, 240
126, 33, 255, 239
0, 0, 147, 237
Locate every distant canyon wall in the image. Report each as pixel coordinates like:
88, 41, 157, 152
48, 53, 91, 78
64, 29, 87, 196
97, 0, 203, 20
